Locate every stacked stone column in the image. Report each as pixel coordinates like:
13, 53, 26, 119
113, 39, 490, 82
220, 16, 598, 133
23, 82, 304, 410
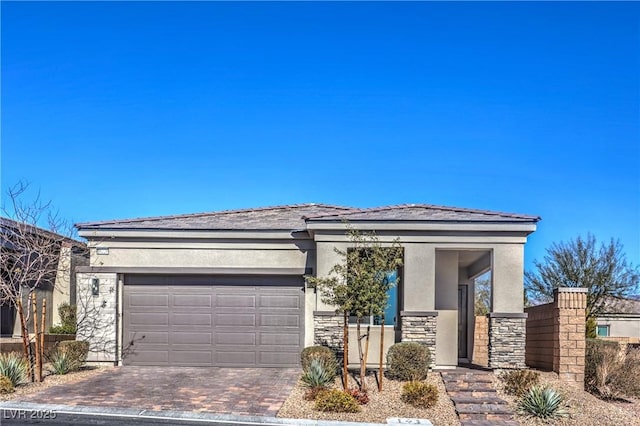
488, 313, 527, 369
400, 311, 437, 365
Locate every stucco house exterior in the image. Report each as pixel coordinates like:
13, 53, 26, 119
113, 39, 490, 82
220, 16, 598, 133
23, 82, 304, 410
596, 296, 640, 340
75, 203, 539, 369
1, 217, 88, 337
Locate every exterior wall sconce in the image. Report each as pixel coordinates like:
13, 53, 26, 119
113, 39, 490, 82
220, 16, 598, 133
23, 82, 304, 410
91, 278, 100, 296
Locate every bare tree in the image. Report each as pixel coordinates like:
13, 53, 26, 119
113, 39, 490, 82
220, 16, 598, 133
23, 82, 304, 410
0, 181, 78, 380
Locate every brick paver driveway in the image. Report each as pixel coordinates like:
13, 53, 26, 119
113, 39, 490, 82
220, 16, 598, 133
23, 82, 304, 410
21, 367, 300, 417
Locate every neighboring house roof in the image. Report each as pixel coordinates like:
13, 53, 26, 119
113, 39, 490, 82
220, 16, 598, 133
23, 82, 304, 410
305, 204, 540, 223
75, 203, 540, 231
600, 295, 640, 316
1, 216, 85, 248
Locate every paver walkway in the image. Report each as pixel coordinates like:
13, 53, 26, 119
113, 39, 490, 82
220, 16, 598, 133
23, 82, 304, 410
20, 366, 300, 417
441, 370, 519, 426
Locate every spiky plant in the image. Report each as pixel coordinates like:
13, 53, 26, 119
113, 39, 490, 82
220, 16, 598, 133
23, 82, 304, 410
517, 385, 568, 419
0, 353, 28, 386
301, 358, 333, 388
48, 350, 72, 375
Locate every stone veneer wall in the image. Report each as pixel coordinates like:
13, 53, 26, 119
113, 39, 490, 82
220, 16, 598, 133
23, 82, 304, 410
76, 272, 117, 363
400, 311, 437, 364
524, 287, 587, 385
488, 314, 527, 369
313, 311, 344, 353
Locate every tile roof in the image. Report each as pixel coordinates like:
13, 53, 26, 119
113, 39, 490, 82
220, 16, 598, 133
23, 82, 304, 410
305, 204, 540, 222
76, 203, 539, 231
75, 204, 356, 230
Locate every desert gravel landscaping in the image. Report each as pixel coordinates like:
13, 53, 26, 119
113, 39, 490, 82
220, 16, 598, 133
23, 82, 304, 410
278, 372, 460, 425
495, 370, 640, 426
0, 366, 111, 402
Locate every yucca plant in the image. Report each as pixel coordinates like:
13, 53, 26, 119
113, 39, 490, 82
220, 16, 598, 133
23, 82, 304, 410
48, 350, 72, 375
517, 385, 568, 419
0, 353, 28, 386
301, 358, 333, 388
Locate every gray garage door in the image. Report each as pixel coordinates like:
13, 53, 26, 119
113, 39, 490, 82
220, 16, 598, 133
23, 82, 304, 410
123, 275, 304, 367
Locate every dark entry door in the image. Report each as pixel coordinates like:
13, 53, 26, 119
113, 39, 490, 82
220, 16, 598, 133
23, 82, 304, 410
458, 285, 468, 359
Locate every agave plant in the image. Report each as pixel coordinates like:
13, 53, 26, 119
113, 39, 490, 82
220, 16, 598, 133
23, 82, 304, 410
0, 353, 28, 386
48, 350, 72, 375
301, 358, 333, 388
517, 385, 568, 419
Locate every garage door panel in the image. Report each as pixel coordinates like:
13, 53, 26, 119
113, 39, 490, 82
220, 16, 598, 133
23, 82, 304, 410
259, 333, 300, 346
129, 331, 169, 344
216, 351, 256, 365
172, 313, 212, 326
129, 294, 169, 307
173, 294, 212, 307
259, 294, 301, 309
123, 276, 303, 367
216, 313, 255, 326
130, 312, 169, 326
259, 352, 299, 366
173, 332, 212, 345
260, 314, 300, 327
127, 350, 169, 364
215, 332, 256, 345
216, 294, 256, 308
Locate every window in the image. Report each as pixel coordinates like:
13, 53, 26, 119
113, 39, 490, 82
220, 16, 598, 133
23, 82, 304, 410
597, 325, 610, 337
349, 269, 400, 327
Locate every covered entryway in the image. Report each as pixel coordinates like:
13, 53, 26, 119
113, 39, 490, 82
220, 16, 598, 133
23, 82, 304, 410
122, 274, 304, 367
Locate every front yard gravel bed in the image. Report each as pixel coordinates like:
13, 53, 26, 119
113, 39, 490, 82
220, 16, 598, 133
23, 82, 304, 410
0, 366, 110, 402
277, 372, 460, 425
494, 370, 640, 426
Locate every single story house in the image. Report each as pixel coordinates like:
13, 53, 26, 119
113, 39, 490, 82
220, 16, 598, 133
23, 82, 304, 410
596, 296, 640, 340
1, 217, 88, 337
75, 203, 539, 369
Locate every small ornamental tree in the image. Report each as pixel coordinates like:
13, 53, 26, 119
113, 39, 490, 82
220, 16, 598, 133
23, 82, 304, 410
307, 227, 403, 391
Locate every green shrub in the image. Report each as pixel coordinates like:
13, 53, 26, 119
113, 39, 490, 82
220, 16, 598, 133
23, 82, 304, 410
49, 303, 77, 334
49, 323, 77, 335
585, 317, 597, 339
57, 340, 89, 371
386, 342, 431, 381
314, 389, 361, 413
47, 350, 72, 375
301, 358, 333, 388
301, 345, 338, 380
500, 369, 540, 396
0, 353, 28, 386
0, 375, 14, 394
401, 381, 439, 408
517, 386, 568, 419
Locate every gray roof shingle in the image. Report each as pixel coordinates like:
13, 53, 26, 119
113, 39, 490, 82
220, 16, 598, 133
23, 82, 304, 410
305, 204, 540, 223
75, 204, 355, 231
76, 203, 539, 231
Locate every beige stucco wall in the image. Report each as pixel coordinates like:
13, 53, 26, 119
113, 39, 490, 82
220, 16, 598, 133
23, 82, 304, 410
89, 247, 309, 269
597, 317, 640, 338
492, 244, 525, 313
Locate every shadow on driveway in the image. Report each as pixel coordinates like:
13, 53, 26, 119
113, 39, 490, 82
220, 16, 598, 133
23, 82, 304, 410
20, 367, 300, 417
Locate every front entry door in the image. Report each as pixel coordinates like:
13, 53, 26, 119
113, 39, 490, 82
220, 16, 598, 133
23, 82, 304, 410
458, 285, 468, 359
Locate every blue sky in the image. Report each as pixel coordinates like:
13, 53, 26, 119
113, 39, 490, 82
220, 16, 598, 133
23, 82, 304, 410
2, 2, 639, 272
